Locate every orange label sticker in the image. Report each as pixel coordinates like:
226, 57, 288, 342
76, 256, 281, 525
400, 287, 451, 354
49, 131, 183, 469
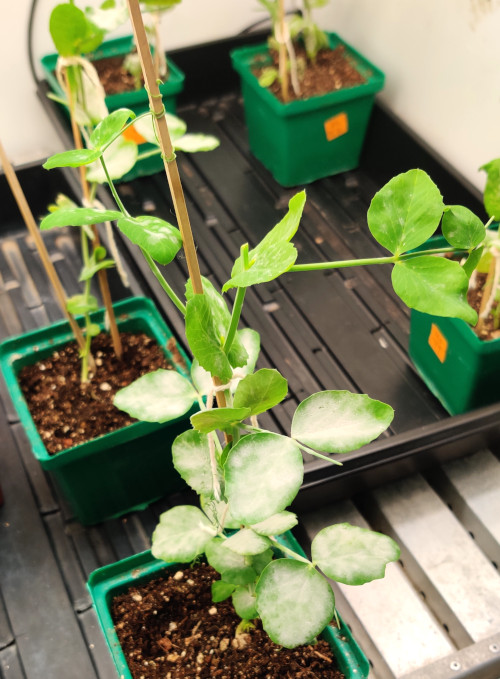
428, 323, 448, 363
324, 112, 349, 141
122, 123, 147, 145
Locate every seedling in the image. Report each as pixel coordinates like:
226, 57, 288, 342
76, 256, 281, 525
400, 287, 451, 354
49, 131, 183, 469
42, 0, 488, 651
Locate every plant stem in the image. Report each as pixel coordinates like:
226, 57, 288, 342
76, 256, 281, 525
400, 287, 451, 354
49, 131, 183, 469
140, 248, 187, 315
268, 536, 311, 564
288, 247, 462, 272
277, 0, 289, 102
296, 441, 343, 466
224, 287, 246, 355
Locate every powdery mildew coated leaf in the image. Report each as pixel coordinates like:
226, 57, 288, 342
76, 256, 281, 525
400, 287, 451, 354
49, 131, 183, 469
152, 506, 217, 562
311, 523, 400, 585
256, 560, 335, 648
172, 430, 214, 495
224, 528, 271, 556
291, 390, 394, 453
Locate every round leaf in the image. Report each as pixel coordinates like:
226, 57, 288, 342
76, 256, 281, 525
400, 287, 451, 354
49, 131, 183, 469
251, 511, 298, 537
225, 433, 303, 524
224, 529, 271, 556
212, 580, 236, 602
442, 205, 485, 249
50, 3, 104, 56
172, 430, 215, 495
233, 368, 288, 416
367, 169, 444, 255
232, 585, 258, 619
256, 559, 335, 648
480, 158, 500, 220
114, 369, 196, 422
151, 505, 217, 562
291, 390, 394, 454
392, 256, 478, 324
205, 537, 257, 585
117, 215, 182, 265
311, 523, 400, 585
66, 293, 99, 315
174, 134, 220, 153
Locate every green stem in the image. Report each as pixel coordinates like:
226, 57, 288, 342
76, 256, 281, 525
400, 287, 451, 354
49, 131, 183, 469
224, 286, 246, 355
296, 441, 343, 466
268, 537, 311, 564
99, 157, 130, 217
288, 247, 463, 273
140, 248, 186, 315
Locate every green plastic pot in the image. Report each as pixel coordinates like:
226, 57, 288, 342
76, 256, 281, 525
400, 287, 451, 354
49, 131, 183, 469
40, 35, 185, 182
0, 296, 196, 524
231, 34, 385, 187
409, 233, 500, 415
87, 530, 370, 678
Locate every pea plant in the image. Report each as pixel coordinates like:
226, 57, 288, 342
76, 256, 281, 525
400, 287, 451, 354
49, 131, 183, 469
43, 95, 487, 645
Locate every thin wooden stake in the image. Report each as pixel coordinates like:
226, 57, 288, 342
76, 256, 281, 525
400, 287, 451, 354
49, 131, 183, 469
61, 67, 123, 359
126, 0, 203, 295
0, 139, 86, 351
278, 0, 289, 103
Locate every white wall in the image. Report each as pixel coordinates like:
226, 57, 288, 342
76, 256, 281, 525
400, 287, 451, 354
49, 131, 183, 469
1, 0, 500, 192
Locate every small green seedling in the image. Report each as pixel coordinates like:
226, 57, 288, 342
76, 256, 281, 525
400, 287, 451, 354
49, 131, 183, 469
44, 101, 487, 646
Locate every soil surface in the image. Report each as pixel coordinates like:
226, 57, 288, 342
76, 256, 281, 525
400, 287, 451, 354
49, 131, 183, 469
19, 331, 175, 454
112, 562, 346, 679
93, 55, 143, 95
254, 45, 366, 103
468, 272, 500, 340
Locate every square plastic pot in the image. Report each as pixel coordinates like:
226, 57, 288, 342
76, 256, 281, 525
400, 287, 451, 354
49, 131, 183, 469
87, 530, 370, 678
0, 296, 196, 524
40, 35, 185, 182
231, 34, 385, 187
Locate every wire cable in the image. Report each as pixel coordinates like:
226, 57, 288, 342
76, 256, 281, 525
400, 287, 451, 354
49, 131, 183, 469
27, 0, 41, 85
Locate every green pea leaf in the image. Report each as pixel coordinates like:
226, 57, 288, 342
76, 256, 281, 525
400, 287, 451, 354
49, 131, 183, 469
442, 205, 485, 249
133, 111, 187, 144
258, 67, 279, 87
185, 296, 232, 381
462, 246, 484, 278
113, 369, 196, 422
392, 256, 477, 324
225, 433, 303, 524
311, 523, 400, 585
205, 537, 257, 585
79, 257, 115, 281
190, 406, 251, 434
367, 169, 444, 255
151, 505, 217, 562
86, 136, 138, 183
251, 511, 298, 537
233, 368, 288, 415
250, 548, 274, 574
291, 390, 394, 454
480, 158, 500, 220
232, 585, 258, 619
223, 191, 306, 292
224, 529, 272, 556
256, 559, 335, 648
66, 293, 99, 316
40, 207, 121, 230
171, 430, 215, 495
212, 580, 236, 603
43, 148, 103, 170
49, 3, 104, 56
90, 109, 135, 149
116, 215, 182, 265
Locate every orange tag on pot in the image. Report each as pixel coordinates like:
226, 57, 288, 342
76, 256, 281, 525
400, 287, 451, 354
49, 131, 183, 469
428, 323, 448, 363
324, 112, 348, 141
122, 124, 147, 145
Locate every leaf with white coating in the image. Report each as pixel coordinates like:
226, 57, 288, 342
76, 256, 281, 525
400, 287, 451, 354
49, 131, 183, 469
151, 506, 217, 562
86, 136, 137, 183
256, 559, 335, 648
251, 511, 298, 536
232, 585, 258, 619
114, 369, 196, 422
224, 529, 271, 555
174, 134, 220, 153
225, 433, 303, 524
291, 391, 394, 453
205, 537, 257, 585
311, 523, 400, 585
172, 430, 215, 495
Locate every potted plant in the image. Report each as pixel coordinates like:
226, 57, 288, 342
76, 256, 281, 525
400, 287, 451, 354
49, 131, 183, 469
39, 0, 489, 669
40, 0, 186, 181
230, 0, 385, 186
409, 158, 500, 415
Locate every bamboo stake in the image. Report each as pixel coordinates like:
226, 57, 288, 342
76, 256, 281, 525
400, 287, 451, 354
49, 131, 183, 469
61, 67, 123, 359
126, 0, 203, 295
0, 139, 86, 351
278, 0, 289, 103
126, 0, 230, 416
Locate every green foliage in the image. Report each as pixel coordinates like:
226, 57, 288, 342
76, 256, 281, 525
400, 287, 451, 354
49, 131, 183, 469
50, 3, 104, 56
481, 158, 500, 220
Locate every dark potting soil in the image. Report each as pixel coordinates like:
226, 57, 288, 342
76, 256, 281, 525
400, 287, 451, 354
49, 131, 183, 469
18, 331, 175, 454
254, 45, 366, 104
468, 272, 500, 340
112, 562, 345, 679
92, 55, 142, 95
